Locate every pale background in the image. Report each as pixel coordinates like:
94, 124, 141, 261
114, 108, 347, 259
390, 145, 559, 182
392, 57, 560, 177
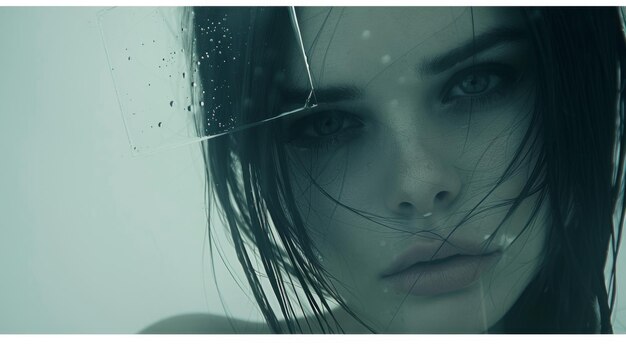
0, 7, 624, 333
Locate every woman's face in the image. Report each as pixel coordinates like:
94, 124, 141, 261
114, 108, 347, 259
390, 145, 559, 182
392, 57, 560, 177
281, 7, 546, 333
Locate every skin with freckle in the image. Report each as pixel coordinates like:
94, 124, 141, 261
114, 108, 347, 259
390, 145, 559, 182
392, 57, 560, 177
281, 7, 546, 333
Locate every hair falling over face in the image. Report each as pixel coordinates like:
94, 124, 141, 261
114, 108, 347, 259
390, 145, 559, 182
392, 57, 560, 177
188, 7, 626, 333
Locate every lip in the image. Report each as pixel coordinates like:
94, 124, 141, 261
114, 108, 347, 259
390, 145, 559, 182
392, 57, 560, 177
380, 240, 502, 296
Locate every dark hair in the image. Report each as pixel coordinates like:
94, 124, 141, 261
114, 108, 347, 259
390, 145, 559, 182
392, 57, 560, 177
189, 7, 626, 333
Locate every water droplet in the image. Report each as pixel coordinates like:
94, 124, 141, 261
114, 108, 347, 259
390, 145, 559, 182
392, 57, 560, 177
169, 101, 174, 107
200, 101, 205, 106
127, 56, 131, 61
317, 253, 324, 262
381, 54, 391, 65
187, 105, 192, 111
361, 29, 371, 39
499, 234, 515, 248
422, 212, 432, 217
182, 72, 186, 78
158, 122, 162, 127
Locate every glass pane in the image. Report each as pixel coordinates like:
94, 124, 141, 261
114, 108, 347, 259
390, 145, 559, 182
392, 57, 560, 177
99, 7, 314, 155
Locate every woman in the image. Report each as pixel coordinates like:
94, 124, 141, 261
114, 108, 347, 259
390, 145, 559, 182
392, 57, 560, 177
144, 7, 626, 333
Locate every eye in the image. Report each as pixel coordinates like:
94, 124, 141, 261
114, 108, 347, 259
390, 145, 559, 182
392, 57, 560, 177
441, 63, 515, 104
306, 112, 342, 136
282, 109, 365, 149
457, 73, 495, 94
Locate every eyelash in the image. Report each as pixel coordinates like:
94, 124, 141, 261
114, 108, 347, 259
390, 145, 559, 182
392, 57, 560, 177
440, 62, 518, 112
283, 62, 519, 150
282, 109, 365, 150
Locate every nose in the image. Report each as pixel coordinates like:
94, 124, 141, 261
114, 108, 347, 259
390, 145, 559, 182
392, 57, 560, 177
385, 139, 462, 218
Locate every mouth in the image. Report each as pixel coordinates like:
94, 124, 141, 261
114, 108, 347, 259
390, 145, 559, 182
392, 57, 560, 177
380, 241, 502, 296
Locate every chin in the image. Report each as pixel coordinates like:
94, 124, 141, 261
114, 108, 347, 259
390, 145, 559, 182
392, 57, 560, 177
350, 282, 510, 333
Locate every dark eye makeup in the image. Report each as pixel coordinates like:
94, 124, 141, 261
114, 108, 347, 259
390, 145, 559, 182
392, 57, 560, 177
439, 62, 520, 111
282, 60, 523, 151
281, 109, 365, 150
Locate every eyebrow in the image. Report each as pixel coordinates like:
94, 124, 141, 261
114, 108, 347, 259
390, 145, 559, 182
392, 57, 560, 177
280, 26, 527, 105
418, 26, 527, 76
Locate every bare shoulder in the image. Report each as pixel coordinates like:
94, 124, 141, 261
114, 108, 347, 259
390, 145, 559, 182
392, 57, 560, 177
140, 313, 271, 334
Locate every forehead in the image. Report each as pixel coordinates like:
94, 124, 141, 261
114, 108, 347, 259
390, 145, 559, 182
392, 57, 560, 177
291, 7, 525, 88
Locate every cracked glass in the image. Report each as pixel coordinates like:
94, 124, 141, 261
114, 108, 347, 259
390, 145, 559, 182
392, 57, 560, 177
99, 7, 315, 155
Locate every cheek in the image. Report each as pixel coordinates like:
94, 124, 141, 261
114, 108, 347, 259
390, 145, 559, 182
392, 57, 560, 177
285, 144, 390, 269
486, 195, 548, 313
286, 144, 375, 247
456, 112, 536, 203
286, 136, 381, 202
